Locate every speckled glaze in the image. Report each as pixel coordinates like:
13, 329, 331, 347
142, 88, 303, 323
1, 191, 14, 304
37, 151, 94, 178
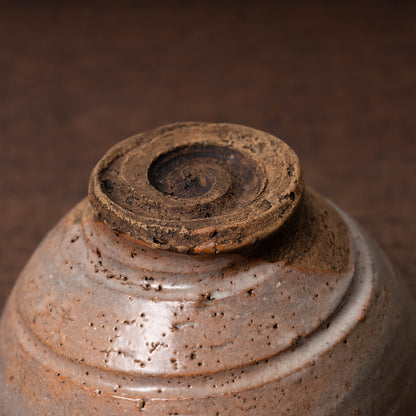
1, 123, 415, 415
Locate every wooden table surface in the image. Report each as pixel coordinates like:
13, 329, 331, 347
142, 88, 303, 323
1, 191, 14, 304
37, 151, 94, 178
1, 2, 415, 311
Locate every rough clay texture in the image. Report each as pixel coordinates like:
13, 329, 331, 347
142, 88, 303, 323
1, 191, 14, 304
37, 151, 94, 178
89, 122, 349, 272
89, 123, 305, 255
0, 123, 415, 415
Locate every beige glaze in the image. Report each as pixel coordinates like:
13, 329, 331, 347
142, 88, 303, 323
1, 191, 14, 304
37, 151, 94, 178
0, 123, 415, 415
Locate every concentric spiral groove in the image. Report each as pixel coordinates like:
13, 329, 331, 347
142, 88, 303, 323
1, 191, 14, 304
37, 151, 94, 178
89, 122, 303, 253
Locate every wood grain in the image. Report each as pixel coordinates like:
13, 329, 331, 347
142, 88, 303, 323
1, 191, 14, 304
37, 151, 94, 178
1, 1, 415, 310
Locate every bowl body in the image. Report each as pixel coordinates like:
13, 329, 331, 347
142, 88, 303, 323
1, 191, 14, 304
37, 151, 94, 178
1, 123, 415, 415
1, 198, 415, 415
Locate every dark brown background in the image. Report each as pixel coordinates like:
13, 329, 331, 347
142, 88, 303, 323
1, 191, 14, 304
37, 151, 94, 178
1, 2, 415, 311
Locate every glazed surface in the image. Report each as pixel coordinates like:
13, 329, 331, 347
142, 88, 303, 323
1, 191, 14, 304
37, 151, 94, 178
0, 199, 415, 415
1, 123, 415, 415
